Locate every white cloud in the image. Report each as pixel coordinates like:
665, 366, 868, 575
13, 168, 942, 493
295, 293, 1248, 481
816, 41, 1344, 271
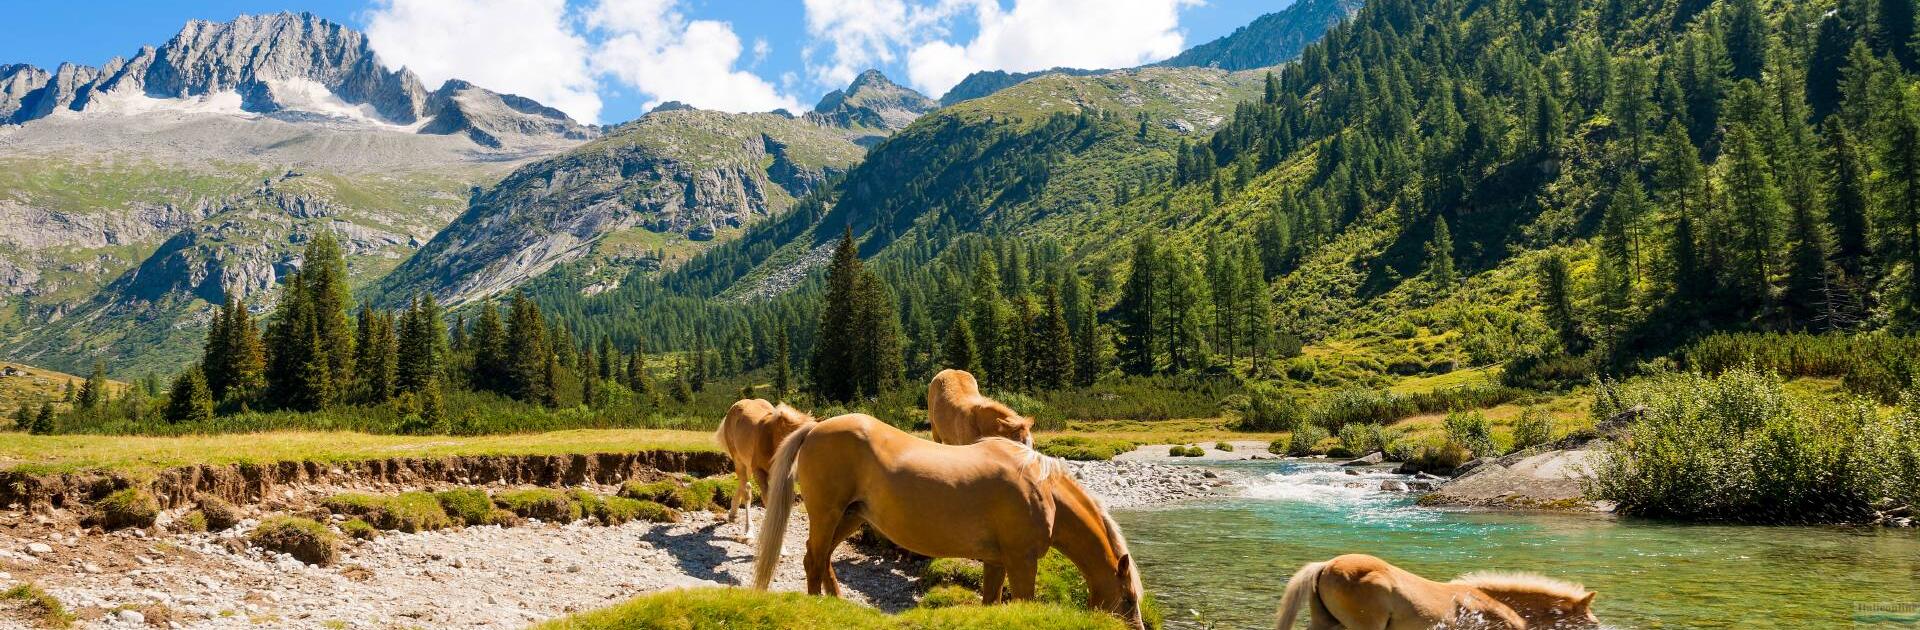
804, 0, 1200, 98
364, 0, 603, 123
586, 0, 803, 113
802, 0, 912, 87
911, 0, 1199, 97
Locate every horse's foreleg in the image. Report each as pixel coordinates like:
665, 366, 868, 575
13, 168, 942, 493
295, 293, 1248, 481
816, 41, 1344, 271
1004, 555, 1040, 602
732, 464, 753, 538
981, 563, 1007, 604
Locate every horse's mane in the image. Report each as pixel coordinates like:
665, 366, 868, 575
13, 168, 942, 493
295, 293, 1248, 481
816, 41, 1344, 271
1452, 571, 1590, 600
980, 436, 1060, 480
772, 403, 814, 424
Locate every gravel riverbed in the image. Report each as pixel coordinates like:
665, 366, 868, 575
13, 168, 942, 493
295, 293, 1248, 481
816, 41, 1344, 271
0, 458, 1232, 629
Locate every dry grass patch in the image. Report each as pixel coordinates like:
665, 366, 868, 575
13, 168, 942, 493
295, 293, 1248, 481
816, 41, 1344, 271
249, 516, 339, 565
0, 428, 718, 475
2, 583, 74, 628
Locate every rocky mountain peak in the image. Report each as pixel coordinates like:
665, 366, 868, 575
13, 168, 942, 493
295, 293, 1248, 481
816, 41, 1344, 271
806, 69, 935, 147
0, 12, 591, 148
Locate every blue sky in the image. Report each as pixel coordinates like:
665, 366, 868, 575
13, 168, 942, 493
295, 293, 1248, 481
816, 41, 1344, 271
1, 0, 1284, 125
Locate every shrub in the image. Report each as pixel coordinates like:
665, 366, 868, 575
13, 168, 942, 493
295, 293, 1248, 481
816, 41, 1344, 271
1443, 411, 1495, 459
1235, 383, 1303, 431
1383, 436, 1426, 462
1307, 388, 1412, 430
198, 496, 243, 531
2, 583, 74, 629
1501, 352, 1595, 390
324, 492, 453, 533
1679, 332, 1920, 402
1589, 369, 1909, 523
591, 495, 676, 525
341, 518, 379, 540
1038, 436, 1137, 461
1337, 424, 1385, 455
434, 489, 498, 526
1405, 442, 1473, 472
1510, 408, 1556, 453
249, 516, 339, 565
921, 558, 984, 590
96, 488, 159, 530
494, 488, 581, 522
1166, 445, 1187, 457
689, 476, 735, 512
919, 585, 981, 609
1286, 425, 1330, 456
1213, 441, 1233, 452
178, 511, 208, 533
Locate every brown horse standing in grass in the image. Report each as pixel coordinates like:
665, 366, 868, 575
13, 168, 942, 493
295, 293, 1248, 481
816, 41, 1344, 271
1276, 554, 1600, 630
928, 369, 1033, 446
714, 399, 814, 538
752, 413, 1145, 630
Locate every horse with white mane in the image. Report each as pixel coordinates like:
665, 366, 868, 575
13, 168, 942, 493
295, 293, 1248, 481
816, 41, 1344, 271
713, 399, 814, 538
752, 413, 1145, 630
1277, 554, 1600, 630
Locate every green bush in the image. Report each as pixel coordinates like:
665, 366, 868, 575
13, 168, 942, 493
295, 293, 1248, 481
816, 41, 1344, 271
434, 489, 499, 526
1167, 445, 1204, 457
591, 495, 677, 525
1679, 333, 1920, 403
1038, 436, 1137, 461
1267, 438, 1287, 455
919, 584, 981, 609
1383, 435, 1427, 462
197, 496, 243, 531
1501, 352, 1596, 390
1590, 369, 1914, 523
689, 476, 735, 512
1213, 441, 1233, 452
323, 492, 453, 532
1337, 424, 1385, 455
2, 583, 75, 629
341, 518, 379, 540
1510, 407, 1556, 453
249, 516, 339, 565
1443, 411, 1495, 459
178, 510, 208, 533
96, 488, 159, 530
1286, 425, 1330, 456
921, 558, 985, 590
494, 488, 582, 522
1235, 382, 1303, 431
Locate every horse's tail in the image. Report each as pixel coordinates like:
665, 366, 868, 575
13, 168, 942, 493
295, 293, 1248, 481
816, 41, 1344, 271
1275, 560, 1326, 630
751, 421, 815, 590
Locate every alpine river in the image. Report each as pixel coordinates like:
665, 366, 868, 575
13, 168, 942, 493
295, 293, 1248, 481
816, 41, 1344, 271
1113, 459, 1920, 630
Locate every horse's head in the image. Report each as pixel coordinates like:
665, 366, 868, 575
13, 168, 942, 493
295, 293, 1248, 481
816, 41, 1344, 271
1456, 572, 1600, 629
975, 403, 1033, 446
1115, 553, 1147, 630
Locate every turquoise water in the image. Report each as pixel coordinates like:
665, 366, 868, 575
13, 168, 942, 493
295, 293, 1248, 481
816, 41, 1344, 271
1113, 460, 1920, 630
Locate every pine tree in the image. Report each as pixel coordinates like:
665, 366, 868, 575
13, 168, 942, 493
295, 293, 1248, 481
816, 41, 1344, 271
30, 403, 55, 435
469, 303, 507, 394
352, 308, 397, 404
671, 358, 693, 403
942, 315, 978, 374
1034, 283, 1074, 390
77, 360, 108, 410
1539, 252, 1583, 353
504, 293, 551, 403
396, 294, 445, 396
690, 330, 709, 393
1785, 195, 1836, 330
1874, 90, 1920, 324
968, 253, 1004, 386
264, 233, 355, 411
1655, 122, 1711, 305
1238, 243, 1273, 377
1158, 247, 1209, 372
1115, 235, 1159, 375
852, 268, 905, 397
598, 336, 617, 381
12, 405, 29, 432
1426, 215, 1457, 287
773, 326, 791, 401
165, 368, 214, 424
812, 228, 863, 402
542, 351, 561, 408
1877, 0, 1919, 70
1824, 119, 1872, 277
1725, 0, 1768, 80
1723, 124, 1788, 314
203, 299, 233, 401
419, 374, 446, 430
627, 340, 651, 396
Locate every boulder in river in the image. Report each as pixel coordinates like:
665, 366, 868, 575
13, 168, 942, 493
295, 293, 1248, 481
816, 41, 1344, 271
1340, 452, 1385, 466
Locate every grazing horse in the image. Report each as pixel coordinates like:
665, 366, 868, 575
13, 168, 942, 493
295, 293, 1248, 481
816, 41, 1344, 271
927, 369, 1033, 446
752, 414, 1145, 630
713, 399, 814, 538
1276, 554, 1600, 630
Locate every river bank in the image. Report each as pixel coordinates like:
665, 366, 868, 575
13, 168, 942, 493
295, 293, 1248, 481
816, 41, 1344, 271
0, 458, 1223, 628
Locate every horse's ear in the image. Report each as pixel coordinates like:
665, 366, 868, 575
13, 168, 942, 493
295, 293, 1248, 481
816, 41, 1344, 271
1117, 554, 1135, 582
1576, 592, 1597, 609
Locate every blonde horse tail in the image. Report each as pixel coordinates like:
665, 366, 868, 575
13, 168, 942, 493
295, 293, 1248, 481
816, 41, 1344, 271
1275, 560, 1326, 630
752, 422, 815, 590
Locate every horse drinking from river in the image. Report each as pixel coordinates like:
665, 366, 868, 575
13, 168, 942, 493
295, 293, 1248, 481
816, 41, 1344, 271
714, 399, 814, 538
751, 413, 1145, 630
1276, 554, 1600, 630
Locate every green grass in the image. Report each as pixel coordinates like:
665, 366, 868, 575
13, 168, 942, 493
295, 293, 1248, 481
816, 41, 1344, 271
248, 516, 338, 566
0, 428, 717, 475
531, 588, 1129, 630
1036, 436, 1138, 461
494, 488, 582, 522
2, 583, 74, 628
95, 487, 159, 530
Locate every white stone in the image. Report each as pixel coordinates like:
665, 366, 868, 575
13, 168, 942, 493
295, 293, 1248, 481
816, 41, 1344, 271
26, 542, 52, 555
117, 609, 145, 624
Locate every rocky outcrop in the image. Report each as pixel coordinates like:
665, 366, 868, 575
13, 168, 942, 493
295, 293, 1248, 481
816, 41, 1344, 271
1155, 0, 1363, 71
378, 109, 864, 306
2, 12, 591, 147
805, 70, 936, 146
938, 67, 1102, 106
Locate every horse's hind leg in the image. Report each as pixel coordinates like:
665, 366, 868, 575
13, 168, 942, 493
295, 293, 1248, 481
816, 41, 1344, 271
730, 461, 752, 538
981, 563, 1006, 604
1003, 554, 1041, 602
804, 504, 863, 597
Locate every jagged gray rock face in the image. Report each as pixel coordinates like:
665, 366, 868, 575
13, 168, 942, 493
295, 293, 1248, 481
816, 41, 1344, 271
378, 109, 865, 306
2, 12, 591, 147
1154, 0, 1363, 71
805, 69, 936, 146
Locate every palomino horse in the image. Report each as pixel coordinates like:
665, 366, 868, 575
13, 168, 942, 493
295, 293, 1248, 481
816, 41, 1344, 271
713, 399, 814, 538
1276, 554, 1600, 630
927, 369, 1033, 446
752, 414, 1145, 630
